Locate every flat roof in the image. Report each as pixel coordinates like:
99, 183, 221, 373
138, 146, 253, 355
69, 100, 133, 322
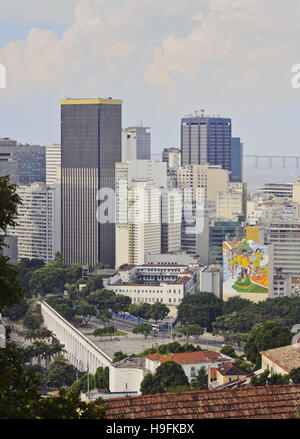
61, 98, 122, 106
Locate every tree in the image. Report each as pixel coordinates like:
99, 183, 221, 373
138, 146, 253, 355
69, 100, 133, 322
113, 351, 128, 363
133, 323, 153, 339
213, 311, 262, 336
244, 321, 292, 368
129, 302, 151, 320
97, 309, 112, 326
140, 361, 189, 395
45, 355, 79, 388
75, 304, 97, 326
223, 296, 253, 314
2, 301, 29, 321
220, 345, 236, 358
147, 302, 170, 323
250, 370, 290, 387
289, 367, 300, 384
0, 340, 107, 419
190, 367, 208, 390
177, 292, 223, 332
29, 264, 66, 297
179, 324, 204, 342
113, 295, 131, 315
87, 289, 116, 310
82, 276, 104, 295
23, 311, 42, 330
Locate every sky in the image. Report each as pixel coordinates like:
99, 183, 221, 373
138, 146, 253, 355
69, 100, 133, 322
0, 0, 300, 156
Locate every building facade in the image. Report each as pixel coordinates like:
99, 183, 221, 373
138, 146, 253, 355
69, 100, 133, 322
61, 97, 122, 267
181, 114, 231, 172
230, 137, 243, 182
9, 182, 61, 263
122, 126, 151, 161
46, 143, 61, 185
18, 144, 46, 185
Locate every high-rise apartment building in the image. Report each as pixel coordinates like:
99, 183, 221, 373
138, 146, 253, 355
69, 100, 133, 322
122, 126, 151, 161
262, 218, 300, 276
128, 179, 161, 265
61, 97, 122, 267
216, 183, 244, 221
181, 114, 231, 171
9, 182, 61, 263
177, 164, 230, 203
115, 160, 167, 267
162, 147, 181, 172
46, 143, 61, 184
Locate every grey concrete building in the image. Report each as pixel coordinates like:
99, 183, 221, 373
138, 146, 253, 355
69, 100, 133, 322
0, 137, 19, 184
61, 97, 122, 267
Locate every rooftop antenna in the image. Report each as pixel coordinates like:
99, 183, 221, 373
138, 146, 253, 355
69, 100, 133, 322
201, 109, 205, 117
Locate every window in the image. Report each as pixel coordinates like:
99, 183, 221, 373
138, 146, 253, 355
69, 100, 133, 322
191, 367, 196, 377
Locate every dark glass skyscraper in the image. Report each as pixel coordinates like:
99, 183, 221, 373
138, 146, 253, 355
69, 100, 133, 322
61, 98, 122, 267
181, 115, 231, 171
230, 137, 243, 182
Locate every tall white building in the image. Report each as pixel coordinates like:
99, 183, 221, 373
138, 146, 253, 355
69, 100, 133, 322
10, 182, 61, 263
46, 143, 61, 185
128, 179, 161, 265
122, 126, 151, 161
115, 160, 167, 268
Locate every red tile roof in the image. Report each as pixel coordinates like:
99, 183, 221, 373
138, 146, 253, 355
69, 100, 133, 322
146, 350, 230, 364
105, 384, 300, 419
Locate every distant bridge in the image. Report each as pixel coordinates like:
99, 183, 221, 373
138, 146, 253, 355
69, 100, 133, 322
151, 154, 300, 168
244, 155, 300, 168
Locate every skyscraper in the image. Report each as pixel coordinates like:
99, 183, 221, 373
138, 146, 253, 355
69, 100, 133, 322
61, 97, 122, 267
122, 126, 151, 161
18, 144, 46, 185
230, 137, 243, 182
181, 114, 231, 172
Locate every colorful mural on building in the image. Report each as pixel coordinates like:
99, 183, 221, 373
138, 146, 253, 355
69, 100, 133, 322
223, 240, 269, 294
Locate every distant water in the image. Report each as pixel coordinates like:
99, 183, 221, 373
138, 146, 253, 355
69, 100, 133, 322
244, 157, 300, 193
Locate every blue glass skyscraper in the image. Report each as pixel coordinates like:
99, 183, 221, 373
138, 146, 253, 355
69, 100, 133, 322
230, 137, 243, 182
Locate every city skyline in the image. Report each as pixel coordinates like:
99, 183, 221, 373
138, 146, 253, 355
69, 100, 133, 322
1, 1, 300, 157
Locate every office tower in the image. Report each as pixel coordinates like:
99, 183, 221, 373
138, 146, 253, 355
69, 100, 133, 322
46, 143, 61, 184
9, 182, 61, 263
230, 137, 243, 182
115, 160, 167, 267
128, 179, 161, 265
181, 113, 231, 171
122, 126, 151, 161
0, 137, 19, 184
161, 188, 182, 253
61, 97, 122, 267
162, 147, 181, 172
18, 144, 46, 184
209, 219, 245, 264
216, 183, 244, 221
177, 164, 229, 203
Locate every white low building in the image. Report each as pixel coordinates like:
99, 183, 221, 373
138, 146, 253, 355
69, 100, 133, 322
106, 263, 200, 307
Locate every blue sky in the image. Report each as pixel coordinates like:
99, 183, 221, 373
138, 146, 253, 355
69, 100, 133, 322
0, 0, 300, 157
